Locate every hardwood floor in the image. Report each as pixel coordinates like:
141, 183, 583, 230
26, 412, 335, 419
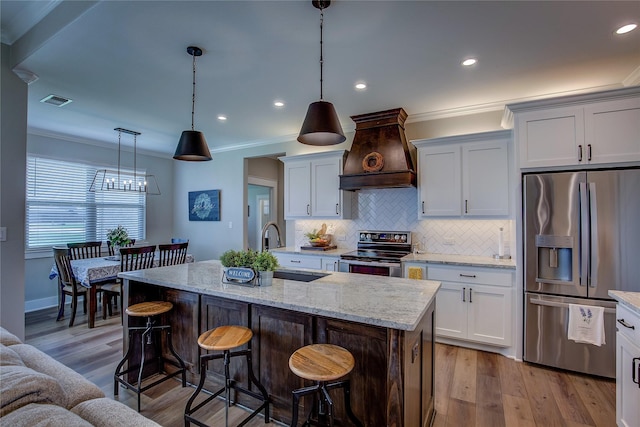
24, 307, 616, 426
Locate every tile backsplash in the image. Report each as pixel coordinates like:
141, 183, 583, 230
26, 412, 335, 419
293, 187, 513, 257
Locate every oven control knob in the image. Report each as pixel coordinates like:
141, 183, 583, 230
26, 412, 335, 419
400, 235, 406, 241
360, 233, 365, 240
366, 233, 371, 240
394, 234, 400, 241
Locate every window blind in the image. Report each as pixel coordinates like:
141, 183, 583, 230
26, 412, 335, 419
26, 155, 146, 250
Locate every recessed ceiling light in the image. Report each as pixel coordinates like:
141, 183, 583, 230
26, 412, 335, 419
462, 58, 477, 67
355, 82, 367, 90
274, 101, 285, 108
217, 115, 227, 121
616, 23, 637, 35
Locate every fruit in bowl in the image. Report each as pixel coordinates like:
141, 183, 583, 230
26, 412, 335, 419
305, 226, 332, 247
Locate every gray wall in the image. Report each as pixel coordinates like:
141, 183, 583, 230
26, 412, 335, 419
1, 43, 27, 338
25, 133, 175, 311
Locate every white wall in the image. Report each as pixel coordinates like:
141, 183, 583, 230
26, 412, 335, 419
24, 133, 175, 312
1, 43, 27, 338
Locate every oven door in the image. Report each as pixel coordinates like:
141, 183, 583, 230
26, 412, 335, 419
338, 259, 402, 277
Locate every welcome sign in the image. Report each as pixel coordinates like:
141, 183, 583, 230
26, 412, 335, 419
223, 267, 257, 286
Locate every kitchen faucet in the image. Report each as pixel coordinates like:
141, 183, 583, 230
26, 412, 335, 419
261, 221, 282, 251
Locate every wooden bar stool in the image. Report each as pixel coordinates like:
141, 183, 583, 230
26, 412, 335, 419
184, 325, 270, 427
114, 301, 186, 412
289, 344, 363, 427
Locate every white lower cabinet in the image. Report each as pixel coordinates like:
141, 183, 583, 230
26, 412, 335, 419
274, 253, 322, 270
427, 264, 513, 347
274, 252, 339, 272
615, 303, 640, 427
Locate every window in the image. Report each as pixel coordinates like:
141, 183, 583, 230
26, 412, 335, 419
26, 155, 145, 251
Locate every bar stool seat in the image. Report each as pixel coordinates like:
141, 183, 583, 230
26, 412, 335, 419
185, 325, 270, 427
289, 344, 363, 427
114, 301, 186, 412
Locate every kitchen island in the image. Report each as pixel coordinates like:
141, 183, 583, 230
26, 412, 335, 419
119, 260, 440, 426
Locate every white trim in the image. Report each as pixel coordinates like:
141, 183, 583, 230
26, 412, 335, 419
25, 296, 59, 313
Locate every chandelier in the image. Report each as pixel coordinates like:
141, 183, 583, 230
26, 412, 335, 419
90, 127, 160, 195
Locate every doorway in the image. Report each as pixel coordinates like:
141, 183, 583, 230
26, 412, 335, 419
247, 179, 277, 251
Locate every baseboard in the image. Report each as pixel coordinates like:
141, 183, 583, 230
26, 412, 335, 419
436, 336, 516, 359
24, 296, 59, 313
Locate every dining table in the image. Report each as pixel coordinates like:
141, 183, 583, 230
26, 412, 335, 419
49, 253, 195, 328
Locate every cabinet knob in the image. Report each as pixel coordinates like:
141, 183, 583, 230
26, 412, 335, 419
422, 201, 425, 214
587, 144, 592, 162
336, 203, 339, 215
306, 204, 310, 215
462, 287, 466, 302
465, 200, 468, 214
578, 145, 583, 162
469, 288, 473, 303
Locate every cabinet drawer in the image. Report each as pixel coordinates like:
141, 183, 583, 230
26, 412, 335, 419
427, 265, 512, 287
616, 304, 640, 343
274, 253, 322, 270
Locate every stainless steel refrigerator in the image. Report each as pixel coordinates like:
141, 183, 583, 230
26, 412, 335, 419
524, 168, 640, 378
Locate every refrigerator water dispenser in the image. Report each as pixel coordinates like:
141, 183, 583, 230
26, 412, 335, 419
535, 235, 574, 284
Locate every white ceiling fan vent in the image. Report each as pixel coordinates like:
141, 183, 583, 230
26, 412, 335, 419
40, 94, 73, 107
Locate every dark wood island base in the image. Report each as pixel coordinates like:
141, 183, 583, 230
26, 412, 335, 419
120, 262, 438, 427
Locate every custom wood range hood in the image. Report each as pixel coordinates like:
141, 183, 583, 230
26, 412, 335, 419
339, 107, 416, 191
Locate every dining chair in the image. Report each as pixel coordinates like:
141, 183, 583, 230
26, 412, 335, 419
107, 239, 136, 256
102, 244, 156, 322
158, 242, 189, 267
54, 247, 95, 327
67, 241, 102, 260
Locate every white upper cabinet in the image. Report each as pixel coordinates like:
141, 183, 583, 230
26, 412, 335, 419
506, 87, 640, 169
413, 130, 511, 218
280, 151, 352, 219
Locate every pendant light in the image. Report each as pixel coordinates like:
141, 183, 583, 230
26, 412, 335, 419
174, 46, 213, 161
90, 128, 161, 195
297, 0, 345, 146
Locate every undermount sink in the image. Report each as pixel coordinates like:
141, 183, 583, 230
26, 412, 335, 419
273, 269, 329, 282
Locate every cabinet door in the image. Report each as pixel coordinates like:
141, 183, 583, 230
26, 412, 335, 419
284, 161, 310, 218
462, 140, 509, 216
466, 285, 512, 346
585, 97, 640, 164
251, 305, 314, 424
517, 106, 584, 168
311, 158, 341, 217
617, 331, 640, 427
321, 257, 339, 271
434, 282, 467, 339
418, 146, 461, 216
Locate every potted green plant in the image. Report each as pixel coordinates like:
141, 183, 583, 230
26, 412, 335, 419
106, 225, 131, 259
253, 251, 279, 287
220, 249, 260, 285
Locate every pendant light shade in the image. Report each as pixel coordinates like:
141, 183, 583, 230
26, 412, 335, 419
297, 0, 345, 146
298, 100, 345, 146
174, 46, 212, 161
175, 130, 211, 161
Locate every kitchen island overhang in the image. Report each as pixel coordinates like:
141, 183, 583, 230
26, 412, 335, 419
118, 260, 440, 426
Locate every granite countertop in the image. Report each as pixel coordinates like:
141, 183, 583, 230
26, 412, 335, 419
402, 252, 516, 269
270, 247, 350, 257
609, 290, 640, 316
119, 260, 440, 331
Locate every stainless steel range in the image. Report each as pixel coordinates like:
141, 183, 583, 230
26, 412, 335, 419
339, 230, 412, 277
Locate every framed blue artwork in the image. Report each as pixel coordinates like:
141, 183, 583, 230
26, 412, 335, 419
189, 190, 220, 221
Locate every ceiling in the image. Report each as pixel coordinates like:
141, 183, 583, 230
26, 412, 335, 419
2, 0, 639, 156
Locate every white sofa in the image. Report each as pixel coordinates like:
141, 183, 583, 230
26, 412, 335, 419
0, 326, 160, 426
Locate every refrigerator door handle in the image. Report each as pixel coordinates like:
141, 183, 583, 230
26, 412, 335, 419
579, 182, 589, 287
529, 297, 616, 314
588, 182, 598, 288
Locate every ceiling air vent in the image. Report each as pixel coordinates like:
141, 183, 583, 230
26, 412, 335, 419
40, 94, 72, 107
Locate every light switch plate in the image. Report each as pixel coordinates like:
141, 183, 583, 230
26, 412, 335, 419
0, 227, 6, 242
